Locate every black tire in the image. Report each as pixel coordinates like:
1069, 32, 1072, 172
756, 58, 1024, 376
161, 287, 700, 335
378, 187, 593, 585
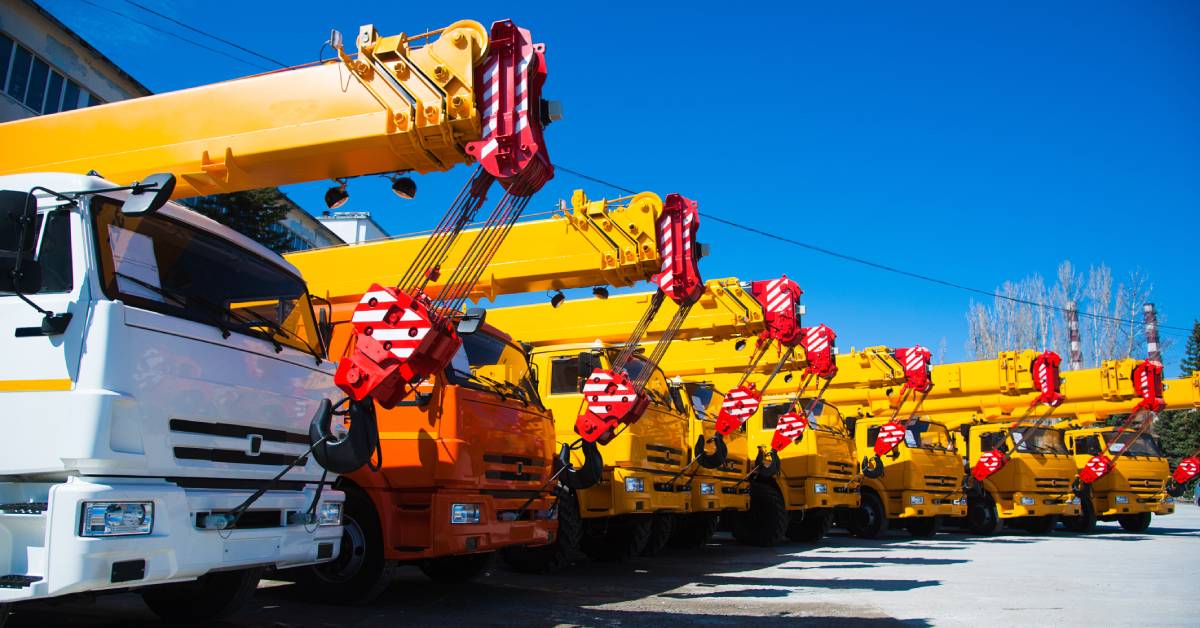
293, 487, 390, 604
501, 488, 582, 574
141, 567, 262, 622
0, 603, 10, 628
581, 517, 652, 561
905, 517, 940, 538
419, 552, 492, 583
733, 481, 788, 547
1118, 512, 1152, 532
1020, 516, 1058, 535
966, 494, 1003, 535
669, 513, 721, 549
640, 513, 676, 556
846, 490, 888, 539
787, 510, 831, 543
1062, 497, 1097, 533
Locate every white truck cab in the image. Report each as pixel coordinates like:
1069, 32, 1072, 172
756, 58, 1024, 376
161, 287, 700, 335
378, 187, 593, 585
0, 173, 344, 622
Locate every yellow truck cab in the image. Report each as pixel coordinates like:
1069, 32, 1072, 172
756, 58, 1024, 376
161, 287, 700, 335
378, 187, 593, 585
956, 422, 1080, 534
844, 415, 966, 538
741, 396, 860, 545
1063, 427, 1173, 532
678, 382, 752, 545
504, 344, 690, 568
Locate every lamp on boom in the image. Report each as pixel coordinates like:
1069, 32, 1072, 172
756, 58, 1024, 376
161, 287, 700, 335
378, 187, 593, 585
324, 179, 349, 209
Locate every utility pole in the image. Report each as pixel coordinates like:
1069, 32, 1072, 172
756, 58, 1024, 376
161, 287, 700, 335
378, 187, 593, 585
1067, 300, 1082, 370
1143, 303, 1161, 365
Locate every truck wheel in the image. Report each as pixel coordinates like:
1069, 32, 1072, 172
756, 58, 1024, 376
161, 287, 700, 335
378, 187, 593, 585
294, 488, 390, 604
669, 513, 720, 548
966, 494, 1002, 535
141, 567, 262, 622
640, 513, 676, 556
501, 488, 582, 573
733, 482, 788, 547
419, 552, 493, 583
1020, 516, 1058, 535
0, 603, 10, 628
1118, 512, 1152, 532
1062, 497, 1097, 533
846, 491, 888, 539
787, 510, 831, 543
581, 517, 652, 561
905, 516, 941, 538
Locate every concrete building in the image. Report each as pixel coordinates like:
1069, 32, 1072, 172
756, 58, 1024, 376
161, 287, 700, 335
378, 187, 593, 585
0, 0, 150, 121
1, 0, 342, 252
318, 211, 390, 245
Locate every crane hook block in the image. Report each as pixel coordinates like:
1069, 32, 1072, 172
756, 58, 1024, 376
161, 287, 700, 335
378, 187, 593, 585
801, 324, 838, 379
715, 384, 761, 437
1131, 359, 1165, 414
750, 276, 803, 346
1078, 453, 1114, 484
335, 283, 462, 408
770, 411, 809, 452
873, 420, 907, 457
465, 20, 554, 197
971, 448, 1008, 481
1030, 351, 1066, 407
895, 345, 933, 394
650, 194, 703, 307
576, 368, 650, 444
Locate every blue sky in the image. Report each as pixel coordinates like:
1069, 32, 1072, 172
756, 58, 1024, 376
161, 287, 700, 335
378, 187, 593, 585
39, 0, 1200, 374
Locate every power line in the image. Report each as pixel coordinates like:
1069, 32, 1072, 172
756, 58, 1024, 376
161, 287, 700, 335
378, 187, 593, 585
123, 1, 289, 69
555, 165, 1195, 335
77, 0, 271, 71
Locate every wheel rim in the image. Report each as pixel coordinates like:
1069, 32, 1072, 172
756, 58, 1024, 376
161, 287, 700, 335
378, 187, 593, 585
312, 514, 367, 583
860, 501, 878, 530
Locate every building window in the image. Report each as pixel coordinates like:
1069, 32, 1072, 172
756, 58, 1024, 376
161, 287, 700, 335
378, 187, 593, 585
0, 31, 102, 115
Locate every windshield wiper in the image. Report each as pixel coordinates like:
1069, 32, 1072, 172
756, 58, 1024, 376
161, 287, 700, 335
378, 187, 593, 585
229, 305, 324, 364
114, 271, 232, 338
451, 368, 511, 399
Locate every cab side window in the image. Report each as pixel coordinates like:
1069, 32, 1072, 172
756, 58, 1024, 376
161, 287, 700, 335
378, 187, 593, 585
1075, 435, 1101, 456
978, 432, 1005, 451
549, 357, 581, 395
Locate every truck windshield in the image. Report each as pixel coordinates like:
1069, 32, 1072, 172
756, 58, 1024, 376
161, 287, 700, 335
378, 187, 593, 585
90, 197, 323, 358
0, 202, 72, 295
446, 330, 541, 406
1103, 432, 1165, 457
763, 398, 848, 436
1012, 427, 1069, 455
616, 355, 674, 410
905, 420, 954, 451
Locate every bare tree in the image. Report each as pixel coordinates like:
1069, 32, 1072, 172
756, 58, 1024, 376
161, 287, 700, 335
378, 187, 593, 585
965, 262, 1159, 368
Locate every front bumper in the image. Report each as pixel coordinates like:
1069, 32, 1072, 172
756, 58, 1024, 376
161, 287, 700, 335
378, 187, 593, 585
893, 490, 967, 519
1095, 492, 1176, 517
0, 477, 343, 603
577, 467, 689, 519
690, 475, 749, 513
782, 476, 860, 511
996, 491, 1080, 519
382, 490, 555, 561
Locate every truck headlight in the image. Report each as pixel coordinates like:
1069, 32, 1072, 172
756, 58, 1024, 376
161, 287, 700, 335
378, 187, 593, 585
1115, 495, 1129, 504
450, 503, 481, 524
813, 483, 828, 494
317, 502, 343, 526
624, 477, 645, 493
909, 495, 925, 505
81, 501, 154, 537
1165, 497, 1175, 503
700, 482, 715, 496
1020, 497, 1036, 506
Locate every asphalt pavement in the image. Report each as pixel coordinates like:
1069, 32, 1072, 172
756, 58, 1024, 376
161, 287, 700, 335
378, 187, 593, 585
9, 505, 1198, 627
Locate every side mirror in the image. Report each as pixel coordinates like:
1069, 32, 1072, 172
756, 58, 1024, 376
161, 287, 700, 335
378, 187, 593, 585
120, 173, 176, 216
1, 190, 37, 252
310, 294, 334, 352
457, 307, 486, 335
0, 253, 41, 293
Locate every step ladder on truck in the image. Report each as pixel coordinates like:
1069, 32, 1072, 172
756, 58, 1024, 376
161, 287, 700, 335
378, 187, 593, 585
0, 17, 556, 621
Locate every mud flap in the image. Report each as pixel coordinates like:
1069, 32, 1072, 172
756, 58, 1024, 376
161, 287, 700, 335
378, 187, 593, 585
695, 434, 728, 469
309, 398, 382, 474
558, 441, 603, 490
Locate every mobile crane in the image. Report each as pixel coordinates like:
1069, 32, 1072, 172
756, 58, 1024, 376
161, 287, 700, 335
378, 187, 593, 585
489, 277, 834, 547
288, 187, 702, 576
1163, 371, 1200, 499
1047, 359, 1178, 532
0, 17, 554, 620
789, 346, 969, 539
